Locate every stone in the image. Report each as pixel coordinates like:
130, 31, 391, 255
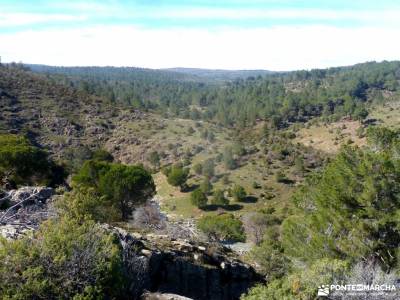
109, 226, 263, 300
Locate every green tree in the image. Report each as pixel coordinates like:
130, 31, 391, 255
190, 188, 208, 208
73, 161, 155, 220
211, 189, 229, 206
207, 131, 215, 143
167, 165, 189, 191
283, 145, 400, 270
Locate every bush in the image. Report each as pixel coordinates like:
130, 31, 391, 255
73, 160, 155, 220
193, 163, 203, 175
58, 187, 119, 222
147, 151, 160, 167
0, 134, 64, 187
223, 147, 236, 170
275, 171, 288, 183
199, 177, 213, 195
211, 189, 229, 206
232, 185, 247, 202
202, 159, 215, 178
249, 227, 288, 279
166, 165, 189, 190
190, 188, 208, 208
187, 127, 195, 135
197, 214, 245, 242
0, 217, 124, 300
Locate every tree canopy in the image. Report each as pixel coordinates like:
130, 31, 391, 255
72, 160, 155, 220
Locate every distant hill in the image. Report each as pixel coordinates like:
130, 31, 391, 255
27, 64, 274, 83
27, 64, 202, 82
164, 68, 274, 81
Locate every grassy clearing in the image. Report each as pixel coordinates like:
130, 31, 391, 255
294, 120, 366, 153
153, 172, 204, 220
369, 100, 400, 129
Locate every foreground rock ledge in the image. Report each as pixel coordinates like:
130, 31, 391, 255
106, 225, 263, 300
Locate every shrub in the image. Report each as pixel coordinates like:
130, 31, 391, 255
202, 159, 215, 178
147, 151, 160, 167
199, 177, 213, 195
58, 187, 119, 222
190, 188, 208, 208
0, 134, 63, 187
275, 171, 288, 183
187, 127, 195, 135
0, 217, 124, 300
232, 185, 247, 202
193, 163, 203, 175
197, 214, 245, 242
223, 147, 236, 170
211, 189, 229, 206
166, 165, 189, 190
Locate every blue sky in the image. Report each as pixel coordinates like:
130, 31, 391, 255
1, 0, 400, 70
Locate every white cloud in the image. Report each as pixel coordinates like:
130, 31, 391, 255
0, 25, 399, 70
0, 13, 86, 27
144, 8, 400, 24
2, 7, 400, 28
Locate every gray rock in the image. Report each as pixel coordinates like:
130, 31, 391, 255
0, 186, 54, 239
107, 226, 263, 300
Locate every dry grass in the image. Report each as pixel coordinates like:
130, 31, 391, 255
295, 120, 366, 153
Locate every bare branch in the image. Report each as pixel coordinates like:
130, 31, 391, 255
0, 191, 40, 223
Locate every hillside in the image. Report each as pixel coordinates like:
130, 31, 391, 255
27, 61, 400, 128
0, 65, 120, 163
0, 64, 323, 222
1, 61, 400, 300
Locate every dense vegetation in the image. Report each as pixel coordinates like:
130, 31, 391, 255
0, 217, 124, 300
242, 127, 400, 299
0, 134, 65, 188
29, 61, 400, 127
197, 214, 245, 242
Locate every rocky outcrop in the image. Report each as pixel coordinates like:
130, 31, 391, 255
141, 292, 193, 300
109, 226, 263, 300
0, 186, 54, 239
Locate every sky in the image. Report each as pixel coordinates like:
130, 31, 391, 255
0, 0, 400, 70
